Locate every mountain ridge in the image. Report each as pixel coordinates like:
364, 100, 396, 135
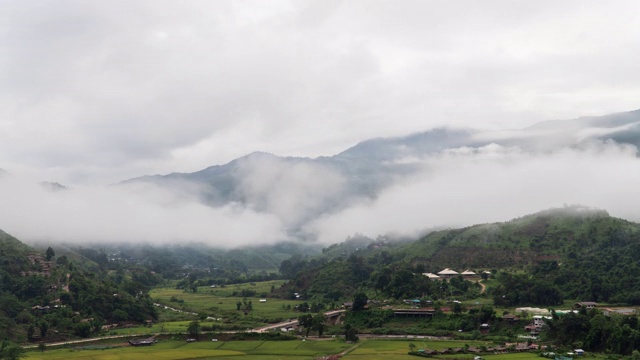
119, 109, 640, 237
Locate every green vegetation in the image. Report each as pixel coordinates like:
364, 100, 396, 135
23, 338, 583, 360
280, 207, 640, 308
23, 339, 352, 359
544, 308, 640, 355
9, 206, 640, 358
150, 285, 308, 326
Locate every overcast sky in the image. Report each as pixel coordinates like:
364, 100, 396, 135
1, 0, 639, 185
1, 1, 640, 246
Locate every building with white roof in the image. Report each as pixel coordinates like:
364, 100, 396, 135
422, 272, 441, 280
437, 268, 459, 278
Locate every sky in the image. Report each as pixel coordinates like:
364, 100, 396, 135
1, 1, 640, 246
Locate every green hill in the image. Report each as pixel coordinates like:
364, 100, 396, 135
280, 207, 640, 305
0, 229, 158, 343
398, 206, 639, 269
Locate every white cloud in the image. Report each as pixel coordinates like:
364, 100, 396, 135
1, 1, 640, 247
307, 141, 640, 243
0, 175, 285, 247
1, 1, 640, 185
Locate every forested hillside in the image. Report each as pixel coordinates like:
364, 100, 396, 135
0, 229, 157, 343
277, 207, 640, 306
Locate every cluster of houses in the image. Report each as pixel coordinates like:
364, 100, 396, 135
416, 343, 540, 357
422, 268, 489, 280
20, 254, 54, 277
519, 302, 637, 337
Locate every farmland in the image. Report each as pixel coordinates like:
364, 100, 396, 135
23, 339, 557, 360
150, 281, 306, 319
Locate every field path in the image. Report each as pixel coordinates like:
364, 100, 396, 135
479, 281, 486, 294
315, 341, 362, 360
22, 334, 136, 349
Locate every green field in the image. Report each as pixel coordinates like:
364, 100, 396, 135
344, 339, 492, 360
24, 339, 351, 360
148, 281, 312, 327
23, 339, 565, 360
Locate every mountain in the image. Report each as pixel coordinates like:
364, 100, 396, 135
123, 109, 640, 237
40, 181, 67, 191
280, 206, 640, 304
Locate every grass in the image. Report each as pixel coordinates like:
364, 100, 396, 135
150, 282, 307, 320
107, 280, 318, 335
24, 338, 616, 360
24, 339, 351, 360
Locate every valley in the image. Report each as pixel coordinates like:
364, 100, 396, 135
3, 206, 640, 359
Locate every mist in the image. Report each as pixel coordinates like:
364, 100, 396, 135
307, 140, 640, 243
2, 129, 640, 247
0, 175, 285, 247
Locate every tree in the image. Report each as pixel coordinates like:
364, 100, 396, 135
38, 342, 46, 353
312, 313, 326, 337
0, 340, 24, 360
37, 320, 49, 338
112, 309, 129, 322
298, 314, 313, 337
187, 320, 200, 337
452, 302, 464, 315
55, 255, 68, 267
352, 292, 368, 312
344, 324, 359, 343
297, 302, 309, 312
236, 301, 242, 311
27, 324, 35, 341
241, 298, 253, 315
74, 322, 91, 337
45, 247, 55, 261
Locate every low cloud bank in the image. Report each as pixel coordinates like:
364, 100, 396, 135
307, 140, 640, 243
0, 176, 285, 247
1, 139, 639, 247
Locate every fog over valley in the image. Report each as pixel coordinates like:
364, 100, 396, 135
2, 110, 640, 246
2, 1, 640, 247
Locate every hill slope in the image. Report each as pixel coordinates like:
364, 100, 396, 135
281, 207, 640, 304
0, 229, 158, 343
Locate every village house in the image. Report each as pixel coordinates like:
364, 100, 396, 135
422, 272, 441, 280
575, 301, 597, 309
461, 269, 477, 279
524, 315, 551, 335
437, 268, 459, 279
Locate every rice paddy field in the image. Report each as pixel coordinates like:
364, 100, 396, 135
149, 281, 307, 324
24, 339, 351, 360
22, 339, 568, 360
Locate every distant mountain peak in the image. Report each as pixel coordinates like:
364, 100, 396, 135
119, 109, 640, 240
